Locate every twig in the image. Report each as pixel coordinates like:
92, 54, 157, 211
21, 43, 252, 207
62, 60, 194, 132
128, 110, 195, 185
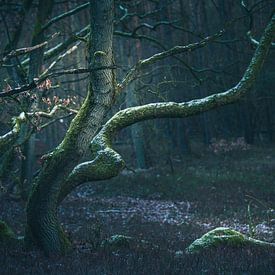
0, 66, 117, 98
0, 33, 59, 66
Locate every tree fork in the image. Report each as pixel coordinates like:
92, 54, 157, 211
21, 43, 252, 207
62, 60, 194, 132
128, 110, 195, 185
60, 12, 275, 197
25, 8, 274, 256
25, 0, 115, 255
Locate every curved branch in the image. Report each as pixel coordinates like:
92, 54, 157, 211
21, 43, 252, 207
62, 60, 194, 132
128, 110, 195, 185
117, 29, 225, 92
59, 148, 125, 202
59, 12, 275, 202
0, 105, 76, 155
116, 5, 164, 23
40, 2, 89, 33
131, 20, 180, 36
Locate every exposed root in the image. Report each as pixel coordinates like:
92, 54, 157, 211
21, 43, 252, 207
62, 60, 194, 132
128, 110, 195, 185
186, 227, 275, 254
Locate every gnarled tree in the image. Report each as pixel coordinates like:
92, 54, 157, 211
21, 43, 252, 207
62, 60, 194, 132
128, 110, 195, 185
0, 0, 274, 255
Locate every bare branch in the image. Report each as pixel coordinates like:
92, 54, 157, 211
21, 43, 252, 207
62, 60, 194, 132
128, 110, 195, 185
27, 104, 78, 118
21, 26, 89, 67
247, 30, 275, 47
0, 66, 116, 98
39, 113, 74, 130
117, 29, 225, 92
0, 33, 59, 66
129, 20, 204, 39
41, 2, 89, 33
0, 104, 78, 151
116, 4, 169, 23
40, 41, 81, 77
241, 0, 275, 47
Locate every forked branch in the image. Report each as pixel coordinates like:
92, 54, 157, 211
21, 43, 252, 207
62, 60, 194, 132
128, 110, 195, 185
59, 13, 275, 202
117, 30, 225, 92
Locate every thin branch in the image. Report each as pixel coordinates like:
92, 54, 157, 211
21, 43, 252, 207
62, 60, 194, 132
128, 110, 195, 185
21, 26, 89, 67
0, 104, 78, 150
247, 30, 275, 47
117, 29, 225, 92
27, 104, 78, 118
131, 20, 180, 35
115, 5, 169, 23
40, 41, 81, 77
0, 66, 116, 98
40, 2, 89, 33
40, 112, 74, 130
241, 0, 275, 47
0, 32, 59, 66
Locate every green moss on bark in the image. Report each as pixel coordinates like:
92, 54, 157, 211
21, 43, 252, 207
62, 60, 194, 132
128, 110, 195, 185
186, 227, 275, 254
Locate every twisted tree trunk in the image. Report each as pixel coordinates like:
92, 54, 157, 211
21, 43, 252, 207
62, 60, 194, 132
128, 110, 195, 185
24, 5, 275, 256
59, 10, 275, 237
25, 0, 116, 255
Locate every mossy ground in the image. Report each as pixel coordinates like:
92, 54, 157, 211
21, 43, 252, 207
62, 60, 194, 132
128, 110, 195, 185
0, 146, 274, 274
186, 227, 274, 254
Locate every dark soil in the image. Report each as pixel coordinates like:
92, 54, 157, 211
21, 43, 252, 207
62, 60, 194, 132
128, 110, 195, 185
0, 147, 274, 274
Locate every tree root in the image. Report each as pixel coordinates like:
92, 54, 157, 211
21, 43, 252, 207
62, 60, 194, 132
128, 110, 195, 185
186, 227, 275, 254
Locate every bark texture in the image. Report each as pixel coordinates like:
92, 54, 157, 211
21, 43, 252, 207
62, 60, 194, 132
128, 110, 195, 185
26, 0, 115, 255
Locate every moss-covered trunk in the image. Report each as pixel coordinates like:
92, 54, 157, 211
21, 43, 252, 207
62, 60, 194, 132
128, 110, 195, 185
25, 0, 115, 255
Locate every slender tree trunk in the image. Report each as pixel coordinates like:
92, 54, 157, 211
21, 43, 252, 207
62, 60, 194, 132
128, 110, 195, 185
125, 21, 147, 169
177, 0, 192, 155
4, 0, 33, 85
196, 0, 212, 145
265, 98, 274, 142
21, 0, 54, 199
125, 80, 147, 169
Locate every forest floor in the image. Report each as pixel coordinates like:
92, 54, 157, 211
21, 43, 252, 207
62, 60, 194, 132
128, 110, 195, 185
0, 145, 275, 274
